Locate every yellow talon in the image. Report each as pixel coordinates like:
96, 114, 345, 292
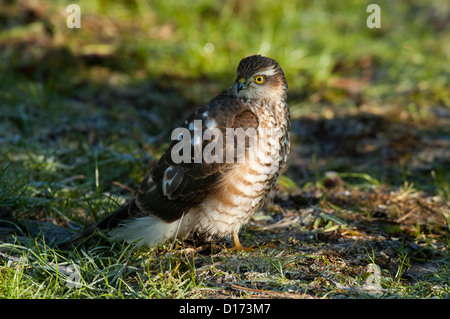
226, 229, 255, 252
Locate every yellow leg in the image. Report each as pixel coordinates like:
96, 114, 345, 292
227, 229, 254, 252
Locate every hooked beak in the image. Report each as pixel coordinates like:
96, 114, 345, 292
237, 77, 247, 93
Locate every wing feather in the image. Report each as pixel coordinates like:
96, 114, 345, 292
134, 91, 259, 223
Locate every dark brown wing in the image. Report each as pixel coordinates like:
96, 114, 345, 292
135, 91, 259, 222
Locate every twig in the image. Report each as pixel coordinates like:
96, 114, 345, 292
230, 284, 310, 299
112, 181, 134, 193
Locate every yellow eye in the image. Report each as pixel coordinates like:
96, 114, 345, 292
253, 75, 266, 84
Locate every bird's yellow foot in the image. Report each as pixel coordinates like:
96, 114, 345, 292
226, 230, 256, 252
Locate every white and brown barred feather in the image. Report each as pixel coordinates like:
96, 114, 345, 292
57, 55, 289, 249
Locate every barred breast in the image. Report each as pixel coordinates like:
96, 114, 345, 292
194, 100, 290, 238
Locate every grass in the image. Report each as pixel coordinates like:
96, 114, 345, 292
0, 0, 449, 299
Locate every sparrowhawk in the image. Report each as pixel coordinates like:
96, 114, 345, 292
58, 55, 290, 250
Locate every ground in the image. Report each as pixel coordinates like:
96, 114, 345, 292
0, 0, 449, 298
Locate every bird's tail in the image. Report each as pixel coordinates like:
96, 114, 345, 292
55, 200, 139, 250
54, 224, 97, 250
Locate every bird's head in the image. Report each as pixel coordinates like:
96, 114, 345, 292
232, 55, 287, 101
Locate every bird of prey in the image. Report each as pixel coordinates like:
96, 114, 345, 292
57, 55, 290, 251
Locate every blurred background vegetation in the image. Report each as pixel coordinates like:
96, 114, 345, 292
2, 0, 449, 98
